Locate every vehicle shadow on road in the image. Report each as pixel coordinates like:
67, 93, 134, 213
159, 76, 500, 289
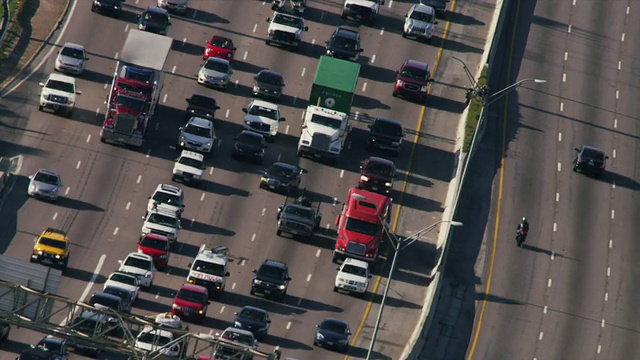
165, 264, 189, 279
475, 292, 526, 305
426, 93, 467, 114
200, 179, 251, 197
0, 176, 29, 253
359, 64, 397, 84
216, 291, 306, 316
603, 171, 640, 191
348, 345, 392, 360
440, 36, 484, 54
352, 93, 392, 110
520, 243, 577, 261
396, 191, 443, 213
261, 334, 314, 350
0, 338, 28, 356
55, 196, 105, 212
171, 39, 204, 56
64, 266, 107, 284
81, 69, 113, 85
172, 241, 202, 258
185, 220, 236, 237
304, 5, 345, 27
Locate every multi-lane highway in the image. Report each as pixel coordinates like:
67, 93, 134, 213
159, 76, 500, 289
0, 0, 492, 359
426, 0, 640, 359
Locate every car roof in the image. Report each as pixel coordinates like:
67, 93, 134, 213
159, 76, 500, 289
39, 335, 66, 344
91, 292, 122, 302
403, 59, 430, 71
142, 233, 170, 242
343, 257, 369, 268
211, 35, 233, 43
205, 56, 230, 66
223, 327, 255, 337
155, 183, 183, 196
145, 6, 170, 15
374, 117, 402, 126
335, 27, 360, 39
187, 116, 213, 128
249, 99, 280, 110
257, 69, 283, 78
262, 259, 288, 269
47, 73, 76, 84
110, 271, 137, 278
239, 130, 264, 139
241, 305, 268, 314
179, 283, 208, 293
41, 227, 67, 240
413, 3, 436, 14
581, 145, 605, 154
271, 162, 298, 171
126, 252, 153, 261
322, 317, 348, 326
35, 168, 60, 176
366, 156, 396, 167
180, 149, 205, 161
61, 42, 85, 51
189, 93, 216, 102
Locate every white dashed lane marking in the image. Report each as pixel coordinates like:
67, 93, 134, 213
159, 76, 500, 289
301, 68, 306, 77
64, 188, 70, 195
113, 227, 119, 235
200, 193, 206, 201
252, 24, 257, 33
557, 162, 561, 172
371, 54, 376, 63
86, 134, 91, 143
126, 202, 131, 210
262, 208, 266, 216
251, 233, 256, 242
306, 274, 312, 282
558, 132, 562, 142
52, 212, 58, 220
340, 170, 344, 178
136, 175, 142, 184
76, 161, 81, 169
547, 279, 552, 287
316, 249, 321, 258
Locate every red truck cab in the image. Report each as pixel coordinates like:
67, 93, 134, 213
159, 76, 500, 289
333, 187, 391, 263
101, 77, 153, 147
172, 283, 209, 323
137, 233, 170, 270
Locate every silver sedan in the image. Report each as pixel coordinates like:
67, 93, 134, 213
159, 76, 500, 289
197, 57, 233, 90
27, 169, 63, 201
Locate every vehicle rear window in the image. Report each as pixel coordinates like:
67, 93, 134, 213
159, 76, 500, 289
400, 67, 429, 81
38, 237, 66, 249
177, 289, 208, 304
190, 95, 217, 108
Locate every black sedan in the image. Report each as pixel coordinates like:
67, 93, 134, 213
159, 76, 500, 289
91, 0, 123, 17
185, 94, 220, 121
252, 70, 285, 102
232, 131, 267, 164
259, 162, 307, 194
573, 145, 608, 178
17, 336, 70, 360
314, 318, 351, 352
234, 306, 271, 341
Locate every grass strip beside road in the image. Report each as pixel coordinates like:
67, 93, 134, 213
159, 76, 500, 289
0, 0, 29, 64
463, 66, 489, 152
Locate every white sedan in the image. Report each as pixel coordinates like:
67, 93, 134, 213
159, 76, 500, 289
104, 271, 140, 303
118, 252, 156, 289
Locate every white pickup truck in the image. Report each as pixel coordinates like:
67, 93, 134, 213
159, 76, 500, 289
265, 12, 309, 51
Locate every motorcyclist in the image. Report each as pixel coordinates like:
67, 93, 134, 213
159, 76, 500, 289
516, 217, 529, 246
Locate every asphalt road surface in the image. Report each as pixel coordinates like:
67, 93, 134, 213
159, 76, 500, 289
423, 0, 640, 359
0, 0, 493, 359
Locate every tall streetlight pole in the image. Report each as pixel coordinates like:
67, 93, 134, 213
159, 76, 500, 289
364, 217, 463, 359
484, 78, 547, 107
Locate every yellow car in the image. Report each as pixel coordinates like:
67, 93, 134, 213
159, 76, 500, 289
30, 228, 70, 270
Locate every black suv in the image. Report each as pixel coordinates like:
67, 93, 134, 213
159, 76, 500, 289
573, 145, 608, 178
137, 6, 171, 35
325, 28, 363, 62
367, 117, 405, 155
185, 94, 220, 121
259, 162, 307, 194
251, 260, 291, 301
253, 70, 285, 102
232, 130, 267, 164
91, 0, 124, 17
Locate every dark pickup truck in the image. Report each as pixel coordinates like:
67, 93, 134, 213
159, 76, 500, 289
276, 189, 322, 240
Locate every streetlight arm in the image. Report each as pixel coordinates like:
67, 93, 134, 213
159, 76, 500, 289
485, 78, 545, 107
398, 220, 463, 251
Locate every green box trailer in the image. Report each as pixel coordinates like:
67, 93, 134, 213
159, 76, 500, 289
308, 56, 360, 114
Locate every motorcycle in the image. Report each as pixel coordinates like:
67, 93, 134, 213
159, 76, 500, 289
515, 229, 527, 247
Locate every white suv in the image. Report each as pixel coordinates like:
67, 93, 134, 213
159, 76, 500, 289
118, 252, 156, 289
147, 184, 184, 218
39, 73, 81, 117
178, 117, 216, 154
334, 257, 370, 296
403, 4, 437, 42
141, 204, 181, 244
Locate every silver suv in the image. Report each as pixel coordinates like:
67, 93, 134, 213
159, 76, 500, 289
178, 117, 216, 154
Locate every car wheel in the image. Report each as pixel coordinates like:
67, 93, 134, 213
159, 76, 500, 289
265, 40, 271, 45
402, 32, 407, 38
276, 229, 282, 236
392, 91, 398, 97
250, 288, 255, 295
38, 105, 43, 111
333, 286, 338, 292
331, 252, 339, 264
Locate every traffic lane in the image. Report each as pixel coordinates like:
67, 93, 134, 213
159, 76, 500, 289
0, 328, 94, 360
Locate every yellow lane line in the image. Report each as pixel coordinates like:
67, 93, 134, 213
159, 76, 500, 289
344, 1, 458, 357
466, 0, 522, 357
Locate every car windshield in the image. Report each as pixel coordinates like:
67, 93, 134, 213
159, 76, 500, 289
88, 294, 120, 309
190, 95, 217, 108
332, 35, 358, 50
365, 162, 394, 176
45, 79, 74, 93
38, 237, 66, 250
104, 287, 131, 300
152, 191, 181, 206
410, 9, 434, 22
257, 265, 286, 279
274, 13, 303, 29
35, 338, 63, 353
400, 67, 429, 81
258, 72, 283, 86
239, 308, 267, 322
283, 205, 314, 219
342, 264, 367, 277
320, 320, 348, 333
373, 120, 403, 136
124, 256, 152, 270
248, 105, 279, 120
34, 172, 59, 185
581, 148, 605, 161
238, 133, 263, 147
210, 37, 233, 49
109, 273, 136, 286
60, 46, 84, 59
148, 213, 179, 228
117, 81, 153, 96
124, 67, 154, 83
204, 59, 229, 72
221, 330, 254, 346
140, 236, 167, 250
192, 260, 226, 276
345, 217, 379, 236
184, 123, 212, 138
138, 331, 171, 345
143, 12, 168, 25
116, 95, 146, 111
268, 164, 295, 178
310, 114, 342, 129
178, 156, 204, 169
177, 289, 207, 304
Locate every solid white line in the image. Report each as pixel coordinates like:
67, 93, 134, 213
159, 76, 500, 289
136, 175, 142, 184
79, 254, 106, 302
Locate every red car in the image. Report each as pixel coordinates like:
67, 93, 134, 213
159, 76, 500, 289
137, 233, 170, 270
203, 36, 237, 61
392, 59, 434, 103
172, 283, 209, 323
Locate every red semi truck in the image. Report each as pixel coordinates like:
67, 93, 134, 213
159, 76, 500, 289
333, 186, 392, 263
